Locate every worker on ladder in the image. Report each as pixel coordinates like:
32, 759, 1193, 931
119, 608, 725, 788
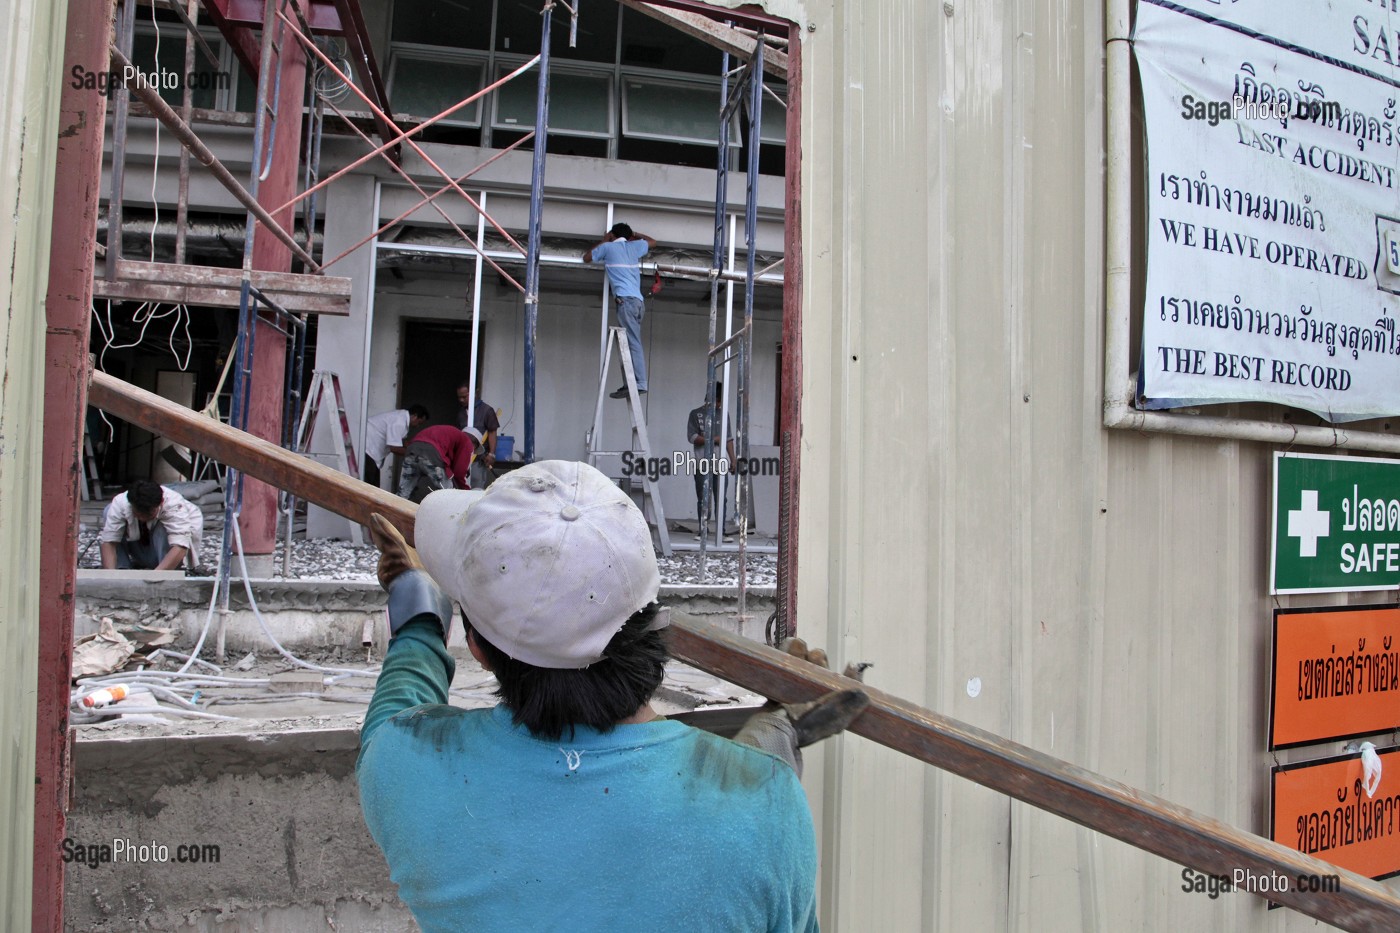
358, 461, 868, 932
585, 223, 656, 399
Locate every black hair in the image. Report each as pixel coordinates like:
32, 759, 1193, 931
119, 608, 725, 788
408, 404, 430, 419
468, 602, 668, 741
610, 222, 634, 240
456, 378, 472, 391
127, 480, 163, 514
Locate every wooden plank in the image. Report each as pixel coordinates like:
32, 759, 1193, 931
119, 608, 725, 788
617, 0, 788, 80
114, 261, 351, 297
82, 369, 1400, 932
88, 370, 411, 541
90, 280, 349, 315
92, 262, 351, 315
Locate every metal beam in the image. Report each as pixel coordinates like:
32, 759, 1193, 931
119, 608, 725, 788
109, 43, 322, 273
79, 367, 1400, 933
164, 0, 223, 70
199, 0, 262, 79
776, 20, 804, 637
639, 0, 789, 31
211, 0, 340, 29
36, 2, 113, 929
329, 0, 401, 162
617, 0, 788, 80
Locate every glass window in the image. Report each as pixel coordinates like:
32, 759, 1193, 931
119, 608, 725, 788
389, 51, 487, 125
495, 0, 617, 64
619, 7, 722, 75
130, 26, 227, 110
494, 63, 612, 138
622, 77, 735, 146
752, 83, 786, 146
391, 0, 493, 50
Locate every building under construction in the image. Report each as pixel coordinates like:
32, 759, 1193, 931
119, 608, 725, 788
6, 0, 1400, 930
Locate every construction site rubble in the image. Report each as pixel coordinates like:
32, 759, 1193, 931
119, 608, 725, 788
78, 524, 778, 586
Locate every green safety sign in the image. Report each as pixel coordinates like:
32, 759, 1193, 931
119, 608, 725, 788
1273, 452, 1400, 594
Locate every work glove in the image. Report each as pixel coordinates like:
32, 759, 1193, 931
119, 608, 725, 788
731, 638, 870, 776
368, 514, 423, 591
370, 513, 453, 641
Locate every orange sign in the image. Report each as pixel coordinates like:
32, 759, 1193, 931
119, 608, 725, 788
1271, 605, 1400, 750
1273, 748, 1400, 880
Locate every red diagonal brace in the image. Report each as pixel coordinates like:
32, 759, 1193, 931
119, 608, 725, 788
272, 52, 541, 217
329, 0, 401, 162
322, 131, 534, 270
277, 9, 528, 256
323, 96, 524, 291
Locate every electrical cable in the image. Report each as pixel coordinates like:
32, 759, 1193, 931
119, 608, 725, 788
230, 519, 381, 679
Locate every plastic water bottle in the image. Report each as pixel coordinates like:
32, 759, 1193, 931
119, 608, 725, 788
82, 685, 130, 709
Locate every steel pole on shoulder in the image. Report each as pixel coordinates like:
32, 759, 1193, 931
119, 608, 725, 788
736, 36, 764, 625
523, 0, 555, 462
700, 45, 735, 574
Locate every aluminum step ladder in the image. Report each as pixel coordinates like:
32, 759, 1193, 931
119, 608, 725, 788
586, 326, 672, 556
283, 370, 362, 571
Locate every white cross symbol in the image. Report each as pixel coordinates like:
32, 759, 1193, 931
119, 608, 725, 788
1287, 489, 1330, 558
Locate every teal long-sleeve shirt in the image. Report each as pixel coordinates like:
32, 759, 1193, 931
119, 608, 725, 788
357, 613, 819, 933
359, 617, 456, 762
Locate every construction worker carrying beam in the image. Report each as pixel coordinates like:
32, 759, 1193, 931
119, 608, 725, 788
585, 222, 655, 399
358, 460, 866, 932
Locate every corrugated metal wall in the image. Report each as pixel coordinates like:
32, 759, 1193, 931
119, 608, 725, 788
795, 0, 1343, 928
0, 0, 69, 927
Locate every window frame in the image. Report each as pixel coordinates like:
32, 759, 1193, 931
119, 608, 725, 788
386, 43, 492, 128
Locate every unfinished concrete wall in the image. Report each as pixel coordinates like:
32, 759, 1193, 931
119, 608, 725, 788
63, 730, 415, 932
0, 0, 70, 925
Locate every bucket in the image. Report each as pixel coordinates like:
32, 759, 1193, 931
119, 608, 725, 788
495, 435, 515, 461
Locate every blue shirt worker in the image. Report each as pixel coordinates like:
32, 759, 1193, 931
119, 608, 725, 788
585, 223, 655, 398
358, 460, 867, 932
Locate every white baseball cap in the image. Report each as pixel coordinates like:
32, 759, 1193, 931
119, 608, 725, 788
462, 425, 483, 444
415, 460, 662, 668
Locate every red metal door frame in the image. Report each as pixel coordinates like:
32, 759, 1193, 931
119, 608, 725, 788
35, 1, 114, 930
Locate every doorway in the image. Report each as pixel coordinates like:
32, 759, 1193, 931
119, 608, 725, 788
398, 318, 479, 427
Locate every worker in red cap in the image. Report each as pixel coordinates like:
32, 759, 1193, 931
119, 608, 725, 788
358, 460, 865, 932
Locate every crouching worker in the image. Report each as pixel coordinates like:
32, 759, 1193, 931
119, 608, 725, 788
98, 479, 204, 571
357, 460, 867, 932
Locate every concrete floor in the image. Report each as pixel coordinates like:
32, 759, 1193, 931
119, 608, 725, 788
65, 569, 775, 930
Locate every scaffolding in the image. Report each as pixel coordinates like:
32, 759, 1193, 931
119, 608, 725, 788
95, 0, 788, 635
698, 32, 774, 634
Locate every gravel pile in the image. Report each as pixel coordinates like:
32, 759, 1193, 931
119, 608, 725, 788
78, 527, 776, 587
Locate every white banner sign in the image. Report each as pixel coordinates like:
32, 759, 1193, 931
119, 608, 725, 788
1135, 0, 1400, 421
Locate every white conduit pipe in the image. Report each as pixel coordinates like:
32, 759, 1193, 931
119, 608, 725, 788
177, 524, 227, 674
149, 649, 223, 674
1100, 0, 1400, 454
78, 706, 240, 722
231, 521, 381, 679
79, 672, 272, 687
